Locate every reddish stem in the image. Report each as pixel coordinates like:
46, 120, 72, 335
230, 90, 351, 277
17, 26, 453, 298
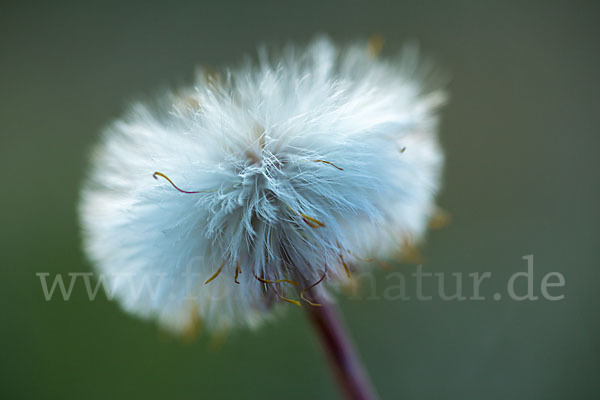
305, 293, 378, 400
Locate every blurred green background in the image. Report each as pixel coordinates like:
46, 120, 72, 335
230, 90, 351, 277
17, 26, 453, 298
1, 0, 599, 399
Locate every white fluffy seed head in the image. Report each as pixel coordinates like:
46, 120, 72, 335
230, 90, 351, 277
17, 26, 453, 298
79, 36, 446, 333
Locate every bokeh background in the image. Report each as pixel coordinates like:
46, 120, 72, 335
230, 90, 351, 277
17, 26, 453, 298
2, 0, 599, 399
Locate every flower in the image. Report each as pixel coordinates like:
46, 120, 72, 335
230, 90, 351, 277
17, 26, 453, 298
79, 36, 446, 333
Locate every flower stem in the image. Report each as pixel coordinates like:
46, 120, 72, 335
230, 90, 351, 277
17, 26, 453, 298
305, 293, 378, 400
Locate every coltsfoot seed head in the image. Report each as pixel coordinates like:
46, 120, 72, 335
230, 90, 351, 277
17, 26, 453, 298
79, 37, 446, 333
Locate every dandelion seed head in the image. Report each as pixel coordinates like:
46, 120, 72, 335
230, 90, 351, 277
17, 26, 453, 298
79, 37, 446, 333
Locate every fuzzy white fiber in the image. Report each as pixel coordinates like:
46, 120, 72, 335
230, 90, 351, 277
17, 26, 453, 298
79, 37, 446, 333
